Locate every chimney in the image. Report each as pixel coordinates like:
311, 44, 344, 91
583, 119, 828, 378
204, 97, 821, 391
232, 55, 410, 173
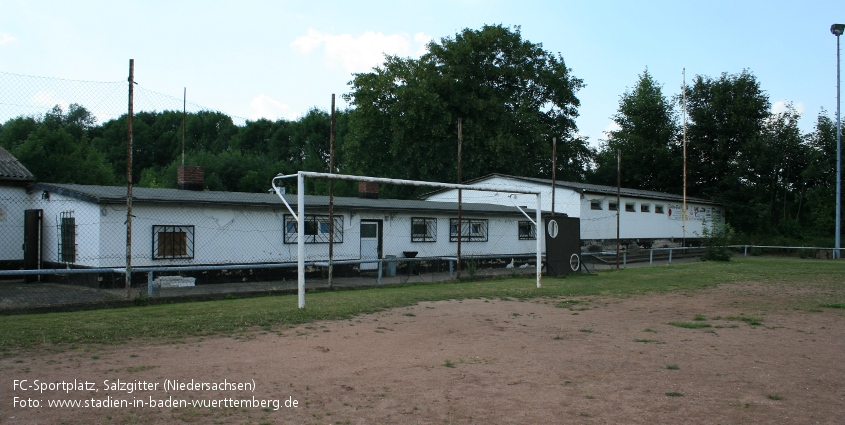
358, 181, 379, 199
177, 166, 205, 191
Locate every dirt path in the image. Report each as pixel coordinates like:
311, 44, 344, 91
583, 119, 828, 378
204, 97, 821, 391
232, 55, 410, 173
1, 282, 843, 424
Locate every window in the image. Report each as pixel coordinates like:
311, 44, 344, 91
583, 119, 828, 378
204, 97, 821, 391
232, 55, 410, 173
625, 203, 636, 212
655, 205, 665, 214
153, 225, 195, 259
450, 218, 488, 242
609, 202, 618, 211
411, 217, 437, 242
590, 200, 602, 210
59, 211, 76, 263
284, 215, 343, 244
518, 221, 536, 240
641, 204, 650, 213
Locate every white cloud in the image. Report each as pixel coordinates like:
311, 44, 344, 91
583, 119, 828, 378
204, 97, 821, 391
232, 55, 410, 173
772, 100, 804, 116
31, 91, 68, 110
0, 32, 16, 45
291, 29, 432, 73
250, 94, 296, 121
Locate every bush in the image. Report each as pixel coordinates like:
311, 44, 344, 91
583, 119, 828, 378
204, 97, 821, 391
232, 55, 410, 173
702, 222, 733, 262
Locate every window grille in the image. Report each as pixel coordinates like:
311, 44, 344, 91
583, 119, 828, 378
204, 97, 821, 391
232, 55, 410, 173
58, 211, 76, 263
518, 221, 536, 240
152, 225, 195, 259
449, 218, 488, 242
411, 217, 437, 242
284, 215, 343, 244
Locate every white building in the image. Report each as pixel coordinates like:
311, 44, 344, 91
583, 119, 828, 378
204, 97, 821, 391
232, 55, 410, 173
6, 182, 539, 270
422, 174, 724, 246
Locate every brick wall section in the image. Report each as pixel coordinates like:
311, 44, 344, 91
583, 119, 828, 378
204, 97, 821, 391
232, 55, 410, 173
178, 166, 205, 191
358, 181, 379, 199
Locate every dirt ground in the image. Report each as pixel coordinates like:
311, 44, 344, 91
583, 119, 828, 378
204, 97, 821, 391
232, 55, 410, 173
1, 281, 843, 424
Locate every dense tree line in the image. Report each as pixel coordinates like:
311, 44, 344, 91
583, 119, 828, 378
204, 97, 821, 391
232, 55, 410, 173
0, 24, 841, 244
591, 69, 842, 243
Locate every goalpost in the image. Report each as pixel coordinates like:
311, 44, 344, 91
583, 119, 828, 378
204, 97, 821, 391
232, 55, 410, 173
271, 171, 544, 308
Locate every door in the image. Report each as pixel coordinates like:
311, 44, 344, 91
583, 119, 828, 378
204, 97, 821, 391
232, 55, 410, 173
359, 220, 382, 271
23, 209, 43, 282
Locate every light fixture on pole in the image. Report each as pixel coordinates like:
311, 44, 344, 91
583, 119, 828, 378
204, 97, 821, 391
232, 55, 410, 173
832, 23, 843, 259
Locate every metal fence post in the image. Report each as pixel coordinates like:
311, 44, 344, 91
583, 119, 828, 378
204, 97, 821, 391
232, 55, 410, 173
669, 248, 673, 264
147, 271, 154, 297
649, 249, 653, 265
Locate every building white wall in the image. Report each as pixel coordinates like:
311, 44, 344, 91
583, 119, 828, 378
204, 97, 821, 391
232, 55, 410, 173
426, 176, 724, 243
579, 194, 724, 242
12, 194, 542, 269
424, 176, 581, 218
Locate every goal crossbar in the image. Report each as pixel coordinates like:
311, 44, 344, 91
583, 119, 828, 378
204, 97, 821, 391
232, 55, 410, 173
272, 171, 543, 308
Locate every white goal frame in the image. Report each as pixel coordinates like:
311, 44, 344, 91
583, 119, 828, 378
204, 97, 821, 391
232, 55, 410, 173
272, 171, 543, 308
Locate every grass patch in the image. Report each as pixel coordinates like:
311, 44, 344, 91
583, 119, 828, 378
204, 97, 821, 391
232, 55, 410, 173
665, 392, 684, 397
632, 339, 663, 344
443, 359, 455, 368
668, 322, 712, 329
767, 394, 783, 401
820, 303, 845, 309
726, 316, 763, 326
666, 364, 680, 370
1, 258, 843, 351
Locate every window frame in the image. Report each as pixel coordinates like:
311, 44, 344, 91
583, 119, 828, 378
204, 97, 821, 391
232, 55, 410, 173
518, 220, 536, 240
640, 203, 650, 213
609, 202, 618, 211
449, 218, 488, 242
152, 225, 195, 260
625, 202, 636, 212
590, 200, 602, 210
59, 211, 76, 264
284, 215, 343, 244
654, 204, 665, 214
411, 217, 437, 242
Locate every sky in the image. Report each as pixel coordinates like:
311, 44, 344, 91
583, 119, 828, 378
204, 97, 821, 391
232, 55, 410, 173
1, 0, 843, 148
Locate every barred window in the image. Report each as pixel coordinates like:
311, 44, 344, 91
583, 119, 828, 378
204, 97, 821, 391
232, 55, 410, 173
411, 217, 437, 242
641, 203, 650, 213
590, 200, 602, 210
625, 202, 636, 212
609, 202, 618, 211
449, 218, 488, 242
655, 204, 665, 214
284, 215, 343, 244
518, 221, 536, 240
58, 211, 76, 263
153, 225, 195, 259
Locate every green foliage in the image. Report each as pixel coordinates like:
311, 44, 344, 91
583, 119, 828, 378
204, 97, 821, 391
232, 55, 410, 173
344, 24, 591, 197
592, 69, 681, 193
701, 220, 734, 262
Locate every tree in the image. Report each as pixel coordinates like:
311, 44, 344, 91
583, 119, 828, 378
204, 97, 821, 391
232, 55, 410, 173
591, 69, 681, 193
344, 24, 589, 197
684, 70, 770, 234
802, 111, 841, 237
12, 105, 115, 185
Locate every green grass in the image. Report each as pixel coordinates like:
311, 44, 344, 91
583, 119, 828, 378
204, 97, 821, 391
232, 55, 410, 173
668, 322, 713, 329
1, 257, 843, 352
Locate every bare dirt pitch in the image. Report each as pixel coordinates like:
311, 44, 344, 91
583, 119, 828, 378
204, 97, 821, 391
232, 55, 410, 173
2, 281, 843, 424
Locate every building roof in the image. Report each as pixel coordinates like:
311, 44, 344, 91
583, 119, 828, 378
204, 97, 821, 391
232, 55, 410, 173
424, 173, 719, 205
34, 183, 536, 216
0, 146, 35, 183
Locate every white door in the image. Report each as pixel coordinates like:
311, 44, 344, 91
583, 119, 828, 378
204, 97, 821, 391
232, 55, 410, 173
360, 221, 380, 270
